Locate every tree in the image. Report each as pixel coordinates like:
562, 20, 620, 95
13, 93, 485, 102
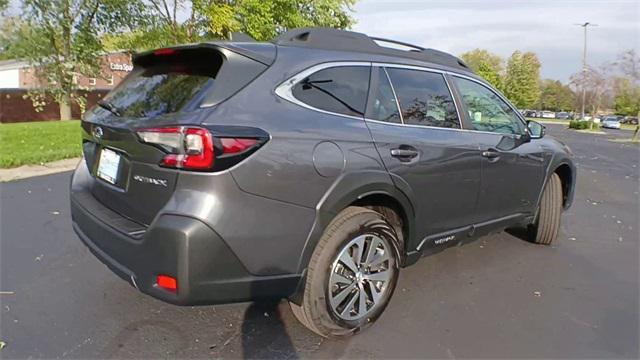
460, 49, 503, 74
194, 0, 357, 41
613, 49, 640, 141
539, 79, 574, 112
18, 0, 147, 120
476, 61, 502, 90
105, 0, 358, 52
569, 64, 611, 129
502, 51, 541, 109
613, 78, 640, 115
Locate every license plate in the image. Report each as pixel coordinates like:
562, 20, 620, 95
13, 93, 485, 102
97, 148, 121, 184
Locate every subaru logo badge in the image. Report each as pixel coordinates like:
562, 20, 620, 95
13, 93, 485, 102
93, 126, 104, 140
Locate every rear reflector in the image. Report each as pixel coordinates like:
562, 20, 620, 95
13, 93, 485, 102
157, 275, 177, 293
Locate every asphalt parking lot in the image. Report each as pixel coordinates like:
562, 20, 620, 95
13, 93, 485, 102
1, 124, 638, 359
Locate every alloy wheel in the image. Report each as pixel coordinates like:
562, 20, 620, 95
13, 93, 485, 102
328, 233, 395, 321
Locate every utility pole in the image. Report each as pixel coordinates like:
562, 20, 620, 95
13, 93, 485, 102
574, 22, 598, 120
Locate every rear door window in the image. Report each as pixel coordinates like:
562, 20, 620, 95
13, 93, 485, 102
292, 66, 370, 117
385, 68, 460, 129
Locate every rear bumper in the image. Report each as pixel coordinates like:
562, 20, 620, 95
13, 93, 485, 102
71, 181, 301, 306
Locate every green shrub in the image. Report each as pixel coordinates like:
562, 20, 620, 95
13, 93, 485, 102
569, 120, 599, 130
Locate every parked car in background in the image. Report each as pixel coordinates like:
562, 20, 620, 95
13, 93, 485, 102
601, 116, 621, 129
541, 111, 556, 119
70, 27, 576, 337
622, 116, 639, 125
523, 110, 538, 118
555, 112, 571, 120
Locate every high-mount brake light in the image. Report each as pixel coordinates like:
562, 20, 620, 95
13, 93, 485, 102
136, 126, 261, 171
154, 48, 176, 56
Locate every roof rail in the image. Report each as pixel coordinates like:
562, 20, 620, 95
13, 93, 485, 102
370, 37, 424, 52
273, 27, 470, 72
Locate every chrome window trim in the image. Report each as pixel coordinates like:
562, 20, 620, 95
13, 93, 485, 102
364, 117, 505, 136
274, 61, 371, 121
274, 60, 527, 137
381, 67, 404, 124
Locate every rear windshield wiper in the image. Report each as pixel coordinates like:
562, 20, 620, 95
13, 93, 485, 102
97, 100, 122, 117
301, 79, 364, 116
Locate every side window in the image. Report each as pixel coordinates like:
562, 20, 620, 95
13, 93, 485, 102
385, 68, 460, 128
292, 66, 369, 117
452, 76, 525, 135
366, 67, 401, 123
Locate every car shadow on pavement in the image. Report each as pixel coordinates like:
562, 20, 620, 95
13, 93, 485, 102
505, 226, 533, 243
241, 300, 298, 359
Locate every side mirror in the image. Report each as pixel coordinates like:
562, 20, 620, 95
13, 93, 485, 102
527, 121, 545, 139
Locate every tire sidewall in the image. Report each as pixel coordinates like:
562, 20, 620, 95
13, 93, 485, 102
307, 209, 401, 336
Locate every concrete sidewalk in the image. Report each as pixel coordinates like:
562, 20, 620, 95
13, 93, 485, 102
0, 158, 80, 182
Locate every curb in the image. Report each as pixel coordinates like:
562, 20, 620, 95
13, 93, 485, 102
0, 158, 81, 182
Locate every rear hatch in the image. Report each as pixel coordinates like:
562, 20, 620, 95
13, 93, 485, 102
81, 44, 272, 225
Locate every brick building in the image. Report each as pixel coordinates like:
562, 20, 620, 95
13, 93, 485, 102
0, 52, 132, 90
0, 52, 132, 122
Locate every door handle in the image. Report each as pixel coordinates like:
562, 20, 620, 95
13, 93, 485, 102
391, 148, 419, 159
481, 149, 500, 159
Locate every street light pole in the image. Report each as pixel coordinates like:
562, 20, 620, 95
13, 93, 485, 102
574, 22, 598, 120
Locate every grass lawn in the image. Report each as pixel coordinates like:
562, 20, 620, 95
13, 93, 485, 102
0, 120, 82, 168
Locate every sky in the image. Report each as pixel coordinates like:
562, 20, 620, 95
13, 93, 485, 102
350, 0, 639, 81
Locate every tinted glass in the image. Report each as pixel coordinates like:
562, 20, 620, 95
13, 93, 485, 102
367, 67, 401, 123
385, 68, 459, 128
452, 77, 526, 135
100, 49, 222, 118
292, 66, 370, 117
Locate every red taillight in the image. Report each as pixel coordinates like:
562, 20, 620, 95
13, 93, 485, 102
221, 138, 258, 153
156, 275, 177, 293
137, 127, 214, 170
136, 126, 261, 171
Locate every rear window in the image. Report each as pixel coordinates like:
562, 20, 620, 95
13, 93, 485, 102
100, 49, 223, 118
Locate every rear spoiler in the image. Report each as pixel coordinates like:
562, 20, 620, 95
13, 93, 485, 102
133, 41, 276, 67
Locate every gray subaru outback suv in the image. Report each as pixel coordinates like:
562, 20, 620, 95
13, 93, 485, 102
70, 27, 576, 337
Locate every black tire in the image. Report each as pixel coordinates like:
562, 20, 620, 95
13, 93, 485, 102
289, 206, 401, 337
529, 173, 563, 245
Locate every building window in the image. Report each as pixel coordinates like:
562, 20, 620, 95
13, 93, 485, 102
89, 78, 96, 86
107, 75, 114, 85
